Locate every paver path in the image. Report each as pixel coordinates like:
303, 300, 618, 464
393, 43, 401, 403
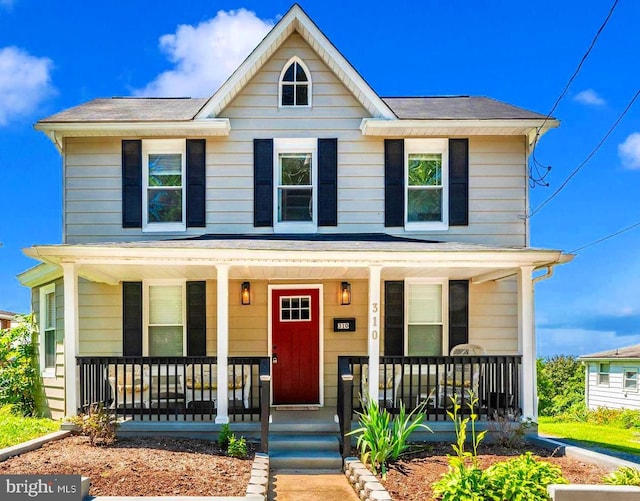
268, 473, 360, 501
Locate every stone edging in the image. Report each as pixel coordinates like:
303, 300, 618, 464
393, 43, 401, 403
245, 452, 269, 500
0, 430, 71, 462
344, 457, 392, 501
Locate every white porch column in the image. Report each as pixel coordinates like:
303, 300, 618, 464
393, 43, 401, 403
215, 264, 230, 424
517, 266, 536, 421
62, 263, 79, 416
367, 266, 382, 404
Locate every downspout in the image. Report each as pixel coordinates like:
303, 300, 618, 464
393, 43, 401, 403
532, 265, 554, 284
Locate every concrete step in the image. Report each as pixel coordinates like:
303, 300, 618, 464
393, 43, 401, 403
270, 420, 339, 434
269, 450, 343, 471
269, 433, 340, 452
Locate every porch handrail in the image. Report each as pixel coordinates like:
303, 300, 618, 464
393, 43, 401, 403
338, 355, 522, 422
76, 356, 269, 422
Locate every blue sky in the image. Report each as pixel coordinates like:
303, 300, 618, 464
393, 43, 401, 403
1, 0, 639, 358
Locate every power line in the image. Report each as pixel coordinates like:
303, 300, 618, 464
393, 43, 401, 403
529, 88, 640, 218
569, 220, 640, 254
529, 0, 620, 186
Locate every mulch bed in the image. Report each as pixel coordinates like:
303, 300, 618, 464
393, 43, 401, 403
0, 435, 255, 497
381, 442, 612, 501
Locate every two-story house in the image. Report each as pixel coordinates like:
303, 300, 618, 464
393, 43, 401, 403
19, 5, 571, 440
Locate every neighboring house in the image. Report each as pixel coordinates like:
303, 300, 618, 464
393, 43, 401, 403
580, 345, 640, 411
0, 310, 20, 330
18, 3, 572, 432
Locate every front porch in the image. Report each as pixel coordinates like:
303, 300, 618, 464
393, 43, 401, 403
78, 355, 521, 422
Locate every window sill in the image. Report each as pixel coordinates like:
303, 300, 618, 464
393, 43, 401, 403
41, 369, 56, 379
404, 222, 449, 232
142, 224, 187, 233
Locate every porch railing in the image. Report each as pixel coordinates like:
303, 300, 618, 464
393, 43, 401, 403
77, 356, 270, 422
337, 355, 522, 435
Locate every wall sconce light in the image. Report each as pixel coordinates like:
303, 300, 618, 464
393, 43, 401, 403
340, 281, 351, 305
241, 282, 251, 305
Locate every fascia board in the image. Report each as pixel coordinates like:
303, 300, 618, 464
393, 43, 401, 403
360, 118, 560, 136
17, 262, 62, 288
34, 119, 231, 138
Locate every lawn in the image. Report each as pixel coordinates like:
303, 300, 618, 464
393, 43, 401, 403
538, 417, 640, 458
0, 406, 59, 448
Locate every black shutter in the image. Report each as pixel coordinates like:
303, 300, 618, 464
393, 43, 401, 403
187, 281, 207, 356
384, 281, 405, 356
254, 139, 273, 227
122, 282, 142, 356
122, 140, 142, 228
186, 139, 206, 227
318, 138, 338, 226
448, 280, 469, 351
449, 139, 469, 226
384, 139, 404, 227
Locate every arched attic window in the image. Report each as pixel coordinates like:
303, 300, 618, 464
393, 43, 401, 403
279, 57, 311, 107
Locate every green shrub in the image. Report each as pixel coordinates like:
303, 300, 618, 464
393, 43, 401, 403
432, 394, 488, 500
485, 452, 568, 500
69, 403, 118, 446
217, 423, 232, 447
587, 406, 619, 426
227, 434, 247, 458
537, 356, 585, 417
603, 466, 640, 486
616, 409, 640, 429
348, 399, 430, 477
0, 315, 40, 416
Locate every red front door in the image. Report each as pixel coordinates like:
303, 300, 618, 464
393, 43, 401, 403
272, 288, 320, 405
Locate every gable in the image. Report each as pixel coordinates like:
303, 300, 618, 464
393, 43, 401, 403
220, 33, 371, 121
196, 4, 394, 120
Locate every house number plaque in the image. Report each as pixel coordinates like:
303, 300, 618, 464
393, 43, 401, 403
333, 318, 356, 332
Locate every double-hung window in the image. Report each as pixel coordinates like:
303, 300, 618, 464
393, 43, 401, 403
39, 283, 56, 377
598, 362, 610, 386
405, 280, 447, 356
142, 139, 186, 232
274, 138, 317, 232
405, 138, 448, 230
624, 368, 638, 391
144, 282, 186, 356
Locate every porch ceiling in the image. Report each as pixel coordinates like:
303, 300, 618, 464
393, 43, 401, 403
23, 234, 573, 286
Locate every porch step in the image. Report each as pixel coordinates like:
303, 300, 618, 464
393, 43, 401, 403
270, 433, 340, 452
268, 432, 342, 472
269, 449, 343, 472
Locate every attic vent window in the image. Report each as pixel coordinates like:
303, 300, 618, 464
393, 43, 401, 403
280, 57, 311, 107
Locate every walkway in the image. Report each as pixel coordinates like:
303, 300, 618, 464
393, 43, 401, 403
268, 473, 360, 501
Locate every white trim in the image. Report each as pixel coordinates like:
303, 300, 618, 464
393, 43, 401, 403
39, 283, 56, 378
273, 138, 318, 233
404, 278, 449, 356
215, 265, 230, 424
196, 5, 395, 120
517, 266, 536, 420
367, 266, 382, 403
142, 279, 187, 356
278, 56, 312, 108
268, 284, 324, 407
62, 263, 79, 416
18, 263, 61, 288
404, 138, 449, 232
142, 139, 187, 233
360, 118, 560, 141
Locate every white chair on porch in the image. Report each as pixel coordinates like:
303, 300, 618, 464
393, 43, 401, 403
439, 343, 486, 406
182, 364, 252, 410
107, 365, 149, 408
361, 363, 403, 408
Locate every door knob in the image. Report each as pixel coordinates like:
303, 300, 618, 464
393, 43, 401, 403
272, 353, 278, 364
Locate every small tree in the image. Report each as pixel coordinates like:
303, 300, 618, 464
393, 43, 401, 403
537, 355, 585, 417
0, 315, 40, 416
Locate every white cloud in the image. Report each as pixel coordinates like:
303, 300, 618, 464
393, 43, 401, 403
537, 327, 640, 358
619, 133, 640, 170
0, 46, 54, 126
136, 9, 274, 98
574, 89, 606, 106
